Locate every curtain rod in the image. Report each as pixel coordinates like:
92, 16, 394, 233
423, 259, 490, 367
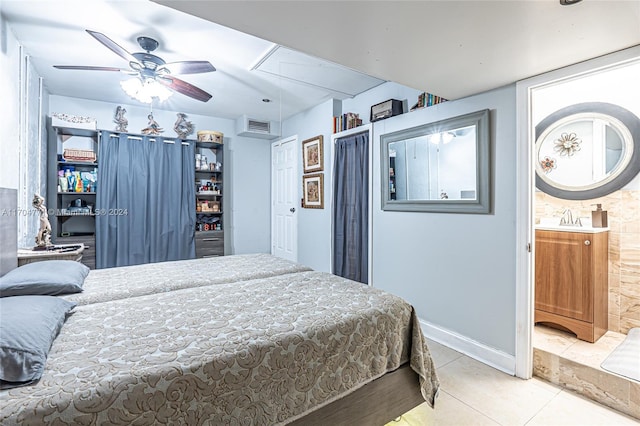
106, 133, 190, 146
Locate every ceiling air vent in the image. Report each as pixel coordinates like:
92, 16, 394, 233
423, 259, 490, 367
248, 119, 270, 133
236, 115, 279, 140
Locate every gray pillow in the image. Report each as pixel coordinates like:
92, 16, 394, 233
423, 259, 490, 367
0, 260, 89, 297
0, 295, 76, 388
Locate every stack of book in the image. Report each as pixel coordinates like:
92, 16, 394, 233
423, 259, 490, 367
410, 92, 447, 111
333, 112, 363, 133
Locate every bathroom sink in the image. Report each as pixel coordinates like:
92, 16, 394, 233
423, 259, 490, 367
536, 217, 609, 233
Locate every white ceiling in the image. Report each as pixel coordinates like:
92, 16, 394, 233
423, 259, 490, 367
3, 0, 640, 123
0, 0, 384, 122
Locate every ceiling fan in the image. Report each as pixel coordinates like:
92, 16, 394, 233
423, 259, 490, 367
54, 29, 215, 102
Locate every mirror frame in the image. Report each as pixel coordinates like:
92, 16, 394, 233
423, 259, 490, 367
535, 102, 640, 200
381, 109, 491, 213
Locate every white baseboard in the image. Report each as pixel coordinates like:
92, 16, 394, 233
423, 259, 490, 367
420, 318, 516, 375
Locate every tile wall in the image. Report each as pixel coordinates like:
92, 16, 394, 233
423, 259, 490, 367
535, 189, 640, 334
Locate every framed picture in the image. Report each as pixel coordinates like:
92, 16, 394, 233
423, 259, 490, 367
302, 173, 324, 209
302, 135, 324, 173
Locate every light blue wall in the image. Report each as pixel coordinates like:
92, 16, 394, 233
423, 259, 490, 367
295, 81, 518, 355
371, 85, 518, 355
281, 99, 339, 272
48, 96, 271, 255
225, 136, 271, 254
282, 83, 422, 272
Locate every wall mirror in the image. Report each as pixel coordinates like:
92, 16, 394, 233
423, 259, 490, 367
535, 102, 640, 200
381, 109, 491, 213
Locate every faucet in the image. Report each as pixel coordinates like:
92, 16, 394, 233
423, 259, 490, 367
559, 209, 582, 226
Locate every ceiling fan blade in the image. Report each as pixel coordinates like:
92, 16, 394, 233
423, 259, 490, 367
53, 65, 126, 72
162, 61, 216, 75
158, 76, 212, 102
86, 29, 139, 65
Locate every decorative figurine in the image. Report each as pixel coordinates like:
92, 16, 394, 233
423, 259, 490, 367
32, 194, 52, 249
113, 106, 128, 132
173, 112, 194, 139
141, 113, 163, 135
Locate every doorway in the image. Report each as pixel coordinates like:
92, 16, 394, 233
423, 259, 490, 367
515, 46, 640, 380
271, 135, 298, 262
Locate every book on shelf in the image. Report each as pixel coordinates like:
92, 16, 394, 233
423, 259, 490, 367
410, 92, 447, 111
333, 112, 363, 133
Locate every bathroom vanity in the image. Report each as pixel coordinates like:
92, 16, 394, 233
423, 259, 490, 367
534, 226, 609, 343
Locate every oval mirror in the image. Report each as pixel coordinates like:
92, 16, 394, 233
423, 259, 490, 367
535, 102, 640, 200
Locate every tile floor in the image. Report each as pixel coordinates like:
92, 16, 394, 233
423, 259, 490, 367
532, 324, 627, 370
387, 338, 638, 426
532, 324, 640, 419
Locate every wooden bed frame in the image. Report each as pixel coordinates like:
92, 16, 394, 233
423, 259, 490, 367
0, 186, 424, 424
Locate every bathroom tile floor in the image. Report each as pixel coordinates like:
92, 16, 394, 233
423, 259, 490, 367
533, 324, 627, 370
386, 338, 638, 425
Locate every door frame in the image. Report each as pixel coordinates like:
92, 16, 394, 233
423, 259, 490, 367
329, 123, 374, 285
270, 134, 298, 261
514, 46, 640, 379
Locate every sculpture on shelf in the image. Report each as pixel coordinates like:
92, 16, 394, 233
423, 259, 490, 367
173, 112, 194, 139
113, 106, 128, 132
32, 194, 52, 249
141, 113, 163, 135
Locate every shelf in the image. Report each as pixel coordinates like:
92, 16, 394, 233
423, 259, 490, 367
196, 192, 221, 197
55, 127, 98, 137
58, 192, 96, 195
195, 169, 221, 174
195, 142, 223, 149
58, 161, 98, 167
56, 213, 95, 217
196, 211, 223, 215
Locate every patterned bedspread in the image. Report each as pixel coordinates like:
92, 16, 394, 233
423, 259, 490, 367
1, 270, 439, 425
63, 253, 312, 305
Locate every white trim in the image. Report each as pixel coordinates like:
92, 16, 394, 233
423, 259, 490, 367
514, 45, 640, 381
420, 319, 516, 375
330, 124, 374, 284
514, 80, 534, 379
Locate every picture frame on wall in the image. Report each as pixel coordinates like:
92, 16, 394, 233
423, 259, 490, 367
302, 173, 324, 209
302, 135, 324, 173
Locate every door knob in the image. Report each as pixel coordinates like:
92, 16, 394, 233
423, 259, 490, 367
290, 208, 296, 213
584, 240, 591, 246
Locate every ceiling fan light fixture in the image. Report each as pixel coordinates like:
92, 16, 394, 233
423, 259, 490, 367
120, 77, 172, 104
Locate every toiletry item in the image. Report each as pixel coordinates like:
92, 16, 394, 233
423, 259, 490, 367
67, 170, 75, 192
591, 204, 608, 228
59, 176, 68, 192
75, 172, 83, 192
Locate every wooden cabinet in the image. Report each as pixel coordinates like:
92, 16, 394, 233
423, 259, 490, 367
534, 229, 609, 343
195, 230, 224, 258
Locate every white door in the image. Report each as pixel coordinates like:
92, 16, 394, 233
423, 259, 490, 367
271, 136, 298, 261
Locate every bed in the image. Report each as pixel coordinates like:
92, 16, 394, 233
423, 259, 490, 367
0, 187, 439, 425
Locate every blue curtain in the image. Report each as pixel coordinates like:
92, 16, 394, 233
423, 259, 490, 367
96, 133, 195, 268
333, 131, 369, 284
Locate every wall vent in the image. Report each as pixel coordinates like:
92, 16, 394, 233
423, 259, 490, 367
236, 115, 279, 140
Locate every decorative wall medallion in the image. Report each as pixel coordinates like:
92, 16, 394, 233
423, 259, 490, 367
554, 132, 582, 156
540, 156, 557, 174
